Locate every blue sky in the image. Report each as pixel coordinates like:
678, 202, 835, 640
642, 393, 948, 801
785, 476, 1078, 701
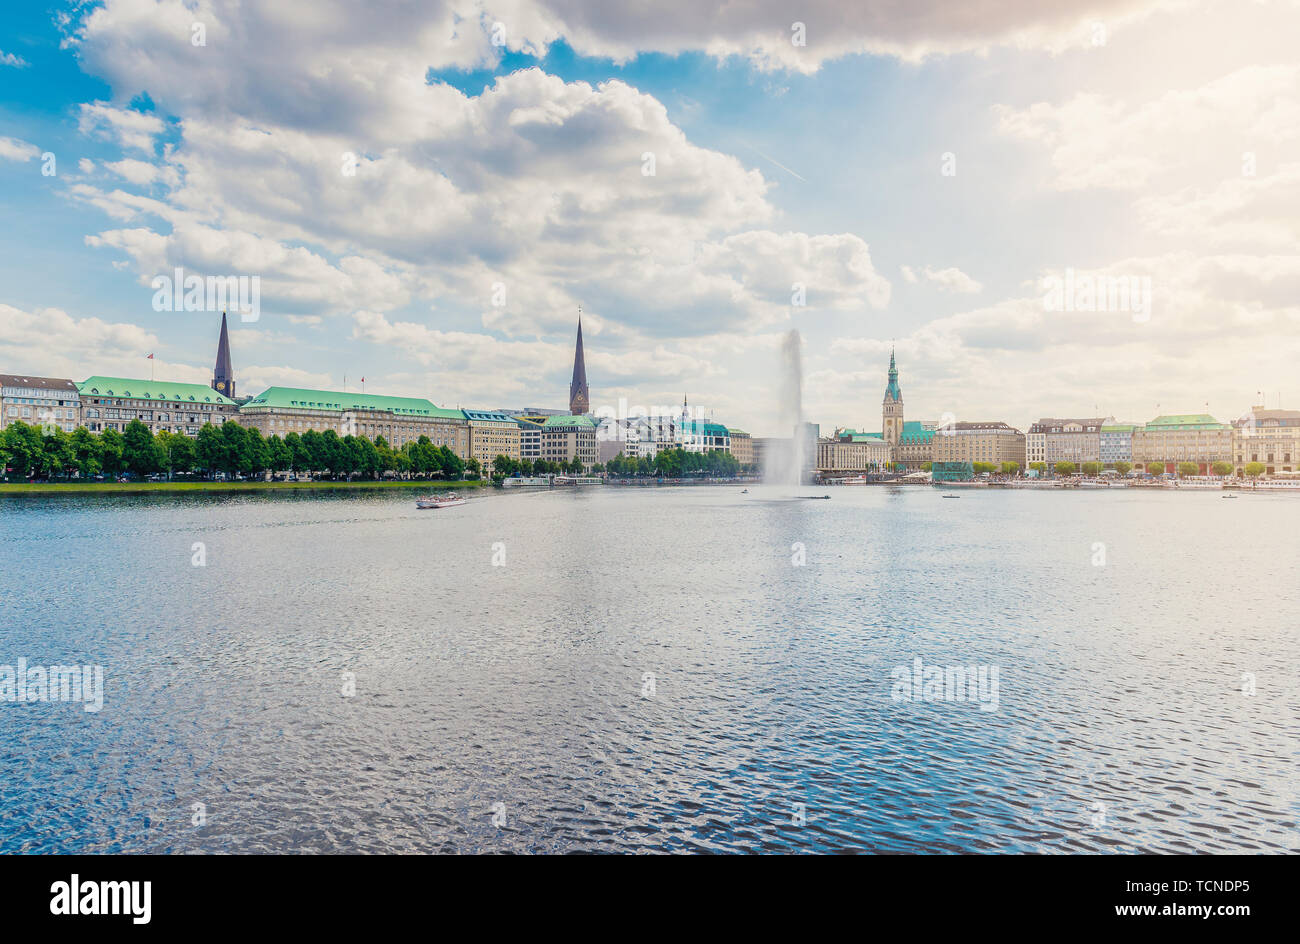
1, 0, 1297, 435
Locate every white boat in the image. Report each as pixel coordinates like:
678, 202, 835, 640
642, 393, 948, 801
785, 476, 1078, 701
416, 495, 467, 509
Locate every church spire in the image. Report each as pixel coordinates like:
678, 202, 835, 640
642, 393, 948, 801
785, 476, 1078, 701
212, 311, 235, 399
568, 309, 589, 414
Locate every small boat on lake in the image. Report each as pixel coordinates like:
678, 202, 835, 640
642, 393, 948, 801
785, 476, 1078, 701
416, 494, 467, 509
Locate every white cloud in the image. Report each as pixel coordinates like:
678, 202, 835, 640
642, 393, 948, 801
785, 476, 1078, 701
78, 102, 166, 153
71, 0, 1173, 92
1, 50, 28, 68
829, 252, 1300, 428
0, 137, 40, 162
995, 64, 1300, 192
0, 304, 161, 379
901, 265, 983, 294
72, 66, 888, 342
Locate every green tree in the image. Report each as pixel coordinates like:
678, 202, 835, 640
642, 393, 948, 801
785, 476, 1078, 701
371, 435, 394, 477
1177, 461, 1199, 478
356, 435, 376, 478
69, 427, 103, 477
266, 434, 292, 473
196, 423, 224, 477
1053, 461, 1077, 476
1, 421, 42, 477
218, 421, 248, 476
1211, 461, 1233, 477
163, 431, 198, 476
284, 431, 308, 472
301, 429, 328, 474
39, 426, 75, 478
1000, 461, 1020, 476
99, 428, 125, 476
435, 445, 464, 478
1147, 461, 1165, 475
1245, 461, 1266, 477
1029, 461, 1046, 475
1114, 461, 1132, 476
122, 419, 165, 477
318, 429, 347, 477
242, 427, 271, 476
1082, 461, 1102, 476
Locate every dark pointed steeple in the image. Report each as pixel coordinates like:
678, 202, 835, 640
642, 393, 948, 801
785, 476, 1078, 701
569, 310, 589, 414
212, 311, 235, 399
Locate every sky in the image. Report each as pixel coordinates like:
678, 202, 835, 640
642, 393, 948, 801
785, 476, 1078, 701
0, 0, 1296, 437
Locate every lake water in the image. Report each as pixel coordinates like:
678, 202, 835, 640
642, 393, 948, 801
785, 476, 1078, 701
1, 485, 1296, 853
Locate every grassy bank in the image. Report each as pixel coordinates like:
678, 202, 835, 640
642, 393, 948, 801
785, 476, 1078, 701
0, 479, 487, 495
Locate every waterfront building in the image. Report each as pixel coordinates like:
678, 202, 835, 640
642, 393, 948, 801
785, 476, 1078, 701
1099, 424, 1139, 465
680, 418, 731, 453
1131, 414, 1232, 473
238, 387, 469, 454
1026, 429, 1046, 467
540, 414, 598, 467
516, 416, 543, 462
464, 409, 521, 470
569, 316, 590, 415
931, 421, 1026, 468
79, 376, 237, 436
1029, 417, 1110, 466
616, 415, 678, 459
816, 429, 890, 473
596, 417, 629, 464
895, 420, 934, 469
1, 374, 81, 432
1233, 406, 1300, 475
727, 429, 753, 468
211, 311, 236, 400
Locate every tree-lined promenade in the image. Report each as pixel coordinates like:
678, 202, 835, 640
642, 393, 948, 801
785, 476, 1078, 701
0, 418, 747, 486
0, 418, 473, 482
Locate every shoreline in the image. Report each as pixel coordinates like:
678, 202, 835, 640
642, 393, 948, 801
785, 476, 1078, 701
0, 479, 488, 496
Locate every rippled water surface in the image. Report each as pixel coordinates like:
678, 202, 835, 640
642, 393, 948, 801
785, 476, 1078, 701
1, 485, 1297, 853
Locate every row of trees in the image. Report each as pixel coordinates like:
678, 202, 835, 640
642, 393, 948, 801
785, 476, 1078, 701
0, 419, 471, 481
489, 454, 588, 478
603, 448, 741, 478
1024, 460, 1264, 477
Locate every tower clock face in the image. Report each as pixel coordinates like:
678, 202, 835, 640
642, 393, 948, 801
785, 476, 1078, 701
216, 381, 226, 391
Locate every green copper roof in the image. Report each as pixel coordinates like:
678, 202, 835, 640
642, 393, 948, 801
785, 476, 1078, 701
900, 420, 933, 444
241, 386, 463, 418
1101, 424, 1137, 433
542, 414, 599, 428
79, 376, 236, 405
836, 428, 886, 443
1144, 414, 1227, 430
463, 409, 512, 422
726, 428, 749, 436
681, 419, 729, 436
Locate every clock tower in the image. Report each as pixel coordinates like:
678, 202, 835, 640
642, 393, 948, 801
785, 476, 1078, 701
882, 349, 903, 446
212, 311, 235, 399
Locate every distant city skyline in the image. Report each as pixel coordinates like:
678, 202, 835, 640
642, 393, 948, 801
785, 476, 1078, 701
2, 0, 1298, 437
